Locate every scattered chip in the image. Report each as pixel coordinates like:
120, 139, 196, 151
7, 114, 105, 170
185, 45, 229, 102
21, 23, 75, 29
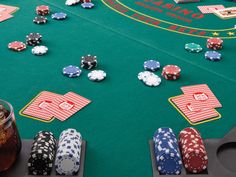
185, 43, 203, 53
81, 2, 94, 9
205, 51, 222, 61
32, 46, 48, 56
33, 16, 47, 24
8, 41, 26, 52
88, 70, 106, 82
143, 60, 160, 71
51, 12, 67, 20
63, 65, 82, 78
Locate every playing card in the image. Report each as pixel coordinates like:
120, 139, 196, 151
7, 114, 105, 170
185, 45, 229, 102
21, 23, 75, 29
197, 5, 225, 14
181, 84, 222, 110
44, 92, 91, 121
170, 95, 220, 123
0, 4, 19, 14
0, 13, 13, 22
214, 7, 236, 19
21, 91, 62, 122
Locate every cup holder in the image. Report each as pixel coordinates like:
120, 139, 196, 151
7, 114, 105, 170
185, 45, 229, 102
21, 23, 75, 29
217, 142, 236, 173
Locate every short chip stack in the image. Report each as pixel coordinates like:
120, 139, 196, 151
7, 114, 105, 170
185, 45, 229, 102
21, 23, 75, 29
26, 33, 42, 46
138, 71, 161, 87
207, 38, 223, 50
81, 54, 98, 69
153, 127, 182, 175
162, 65, 181, 80
174, 0, 200, 3
185, 43, 203, 53
8, 41, 26, 52
55, 128, 82, 175
179, 127, 208, 174
36, 5, 50, 16
28, 131, 57, 175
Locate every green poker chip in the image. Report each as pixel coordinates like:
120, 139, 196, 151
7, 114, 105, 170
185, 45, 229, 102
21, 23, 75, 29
185, 43, 203, 53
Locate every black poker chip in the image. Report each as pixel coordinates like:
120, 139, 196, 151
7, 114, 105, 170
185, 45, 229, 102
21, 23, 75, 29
33, 16, 47, 24
81, 54, 98, 69
26, 33, 42, 46
28, 131, 57, 175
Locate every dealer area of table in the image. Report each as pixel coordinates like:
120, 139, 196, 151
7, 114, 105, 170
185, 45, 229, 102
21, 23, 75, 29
0, 0, 236, 177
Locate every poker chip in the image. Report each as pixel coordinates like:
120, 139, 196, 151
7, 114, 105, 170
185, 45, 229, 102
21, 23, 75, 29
153, 127, 182, 175
143, 74, 161, 87
81, 54, 98, 69
63, 65, 82, 78
26, 33, 42, 46
137, 71, 153, 81
143, 60, 160, 71
65, 0, 80, 6
205, 51, 222, 61
179, 127, 208, 174
55, 129, 82, 175
88, 70, 106, 82
81, 2, 94, 9
138, 71, 161, 87
51, 12, 67, 20
32, 45, 48, 56
185, 43, 203, 53
206, 37, 223, 50
8, 41, 26, 52
28, 131, 57, 175
162, 65, 181, 80
33, 16, 47, 24
36, 5, 50, 16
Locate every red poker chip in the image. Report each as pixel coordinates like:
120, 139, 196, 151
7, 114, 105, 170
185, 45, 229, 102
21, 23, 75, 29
36, 5, 49, 11
8, 41, 26, 51
162, 65, 181, 75
207, 37, 223, 45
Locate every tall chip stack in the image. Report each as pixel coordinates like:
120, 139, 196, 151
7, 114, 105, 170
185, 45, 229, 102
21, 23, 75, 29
28, 131, 57, 175
153, 127, 182, 175
55, 128, 82, 175
179, 127, 208, 173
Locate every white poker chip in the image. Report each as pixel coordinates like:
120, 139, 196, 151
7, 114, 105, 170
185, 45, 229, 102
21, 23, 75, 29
137, 71, 153, 81
142, 73, 161, 87
88, 70, 106, 82
65, 0, 80, 6
32, 45, 48, 56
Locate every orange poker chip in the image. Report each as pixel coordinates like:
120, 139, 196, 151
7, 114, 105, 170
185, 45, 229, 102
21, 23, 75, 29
8, 41, 26, 52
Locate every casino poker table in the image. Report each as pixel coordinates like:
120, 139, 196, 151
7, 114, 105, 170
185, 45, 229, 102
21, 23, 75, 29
0, 0, 236, 177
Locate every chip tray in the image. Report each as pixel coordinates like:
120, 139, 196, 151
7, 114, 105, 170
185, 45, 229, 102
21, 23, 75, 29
149, 127, 236, 177
0, 140, 86, 177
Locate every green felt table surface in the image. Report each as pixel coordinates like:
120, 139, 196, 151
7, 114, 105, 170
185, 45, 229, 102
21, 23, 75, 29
0, 0, 236, 177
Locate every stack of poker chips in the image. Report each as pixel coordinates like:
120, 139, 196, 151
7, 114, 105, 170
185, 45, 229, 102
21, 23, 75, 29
179, 127, 208, 174
36, 5, 50, 16
0, 104, 9, 120
153, 127, 182, 175
161, 65, 181, 80
26, 33, 42, 46
28, 131, 57, 175
207, 37, 223, 50
55, 129, 82, 175
81, 54, 98, 70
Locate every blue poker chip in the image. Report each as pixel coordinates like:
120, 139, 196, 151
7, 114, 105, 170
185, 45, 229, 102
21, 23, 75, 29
62, 65, 82, 78
143, 60, 160, 71
81, 2, 94, 9
51, 12, 67, 20
205, 51, 221, 61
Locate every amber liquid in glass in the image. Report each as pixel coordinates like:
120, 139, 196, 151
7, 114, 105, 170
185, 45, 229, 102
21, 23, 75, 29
0, 117, 21, 172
